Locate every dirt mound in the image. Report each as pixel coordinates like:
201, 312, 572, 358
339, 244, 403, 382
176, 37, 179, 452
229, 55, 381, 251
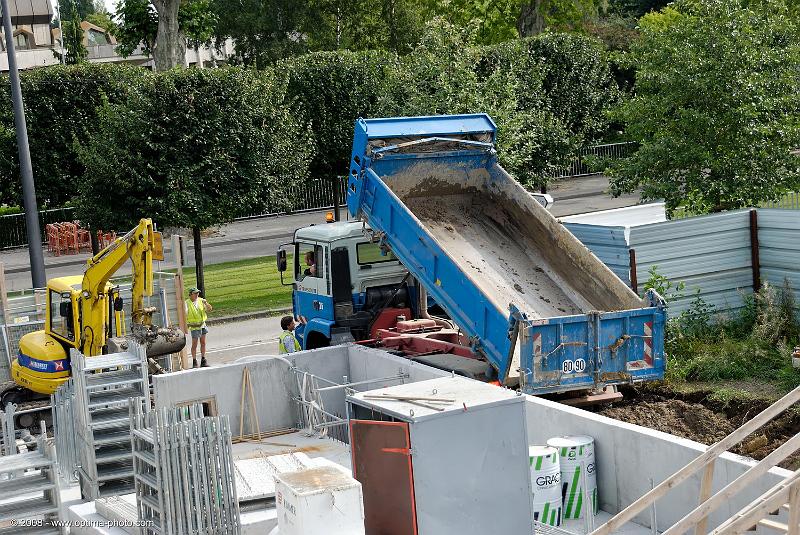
601, 400, 734, 444
599, 387, 800, 470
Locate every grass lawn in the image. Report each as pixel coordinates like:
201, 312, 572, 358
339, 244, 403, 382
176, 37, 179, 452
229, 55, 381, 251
181, 255, 294, 318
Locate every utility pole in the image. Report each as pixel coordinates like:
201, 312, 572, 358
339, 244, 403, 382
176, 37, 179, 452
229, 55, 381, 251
1, 0, 46, 288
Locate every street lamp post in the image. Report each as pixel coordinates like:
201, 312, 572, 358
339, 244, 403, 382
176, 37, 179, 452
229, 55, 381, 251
1, 0, 46, 288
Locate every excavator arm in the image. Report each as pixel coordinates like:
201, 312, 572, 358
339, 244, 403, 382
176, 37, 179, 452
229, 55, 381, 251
79, 218, 160, 356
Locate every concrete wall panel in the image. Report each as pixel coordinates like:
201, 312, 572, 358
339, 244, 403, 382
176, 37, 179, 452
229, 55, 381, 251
524, 395, 791, 531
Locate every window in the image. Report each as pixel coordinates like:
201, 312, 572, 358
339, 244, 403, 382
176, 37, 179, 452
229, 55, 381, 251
14, 32, 30, 50
357, 242, 398, 265
87, 29, 109, 46
49, 290, 74, 342
296, 243, 323, 280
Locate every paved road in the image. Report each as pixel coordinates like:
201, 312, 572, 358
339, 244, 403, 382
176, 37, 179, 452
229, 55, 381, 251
203, 316, 283, 365
0, 175, 641, 291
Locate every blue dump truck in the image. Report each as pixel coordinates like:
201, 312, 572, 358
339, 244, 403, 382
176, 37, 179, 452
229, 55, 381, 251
278, 114, 666, 397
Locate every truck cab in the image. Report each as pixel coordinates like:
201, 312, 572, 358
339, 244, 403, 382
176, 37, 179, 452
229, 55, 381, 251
279, 220, 411, 349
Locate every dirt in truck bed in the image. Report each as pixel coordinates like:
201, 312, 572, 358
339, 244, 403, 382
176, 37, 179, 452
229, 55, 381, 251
600, 386, 800, 470
405, 193, 586, 319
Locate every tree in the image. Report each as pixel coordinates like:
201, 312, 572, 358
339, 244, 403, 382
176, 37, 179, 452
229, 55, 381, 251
282, 50, 396, 182
608, 0, 800, 214
211, 0, 310, 67
75, 69, 312, 294
0, 64, 148, 208
114, 0, 216, 69
152, 0, 185, 70
114, 0, 157, 56
379, 19, 577, 188
57, 0, 88, 64
212, 0, 424, 66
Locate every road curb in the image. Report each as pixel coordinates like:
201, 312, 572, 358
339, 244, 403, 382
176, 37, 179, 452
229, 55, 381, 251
206, 307, 292, 325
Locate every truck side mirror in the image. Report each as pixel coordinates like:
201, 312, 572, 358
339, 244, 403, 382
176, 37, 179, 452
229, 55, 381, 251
277, 249, 287, 272
114, 296, 124, 311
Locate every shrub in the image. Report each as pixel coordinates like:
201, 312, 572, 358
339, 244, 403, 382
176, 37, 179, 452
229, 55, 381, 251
76, 67, 312, 231
0, 64, 148, 207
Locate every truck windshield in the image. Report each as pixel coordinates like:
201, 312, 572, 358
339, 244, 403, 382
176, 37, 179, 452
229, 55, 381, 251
49, 290, 75, 342
297, 243, 322, 280
357, 242, 397, 265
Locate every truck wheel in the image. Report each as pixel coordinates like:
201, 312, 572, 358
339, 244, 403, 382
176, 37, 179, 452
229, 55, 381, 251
305, 332, 331, 350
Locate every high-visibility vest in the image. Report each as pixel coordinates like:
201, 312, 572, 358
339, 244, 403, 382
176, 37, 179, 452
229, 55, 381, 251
185, 298, 208, 329
278, 330, 300, 354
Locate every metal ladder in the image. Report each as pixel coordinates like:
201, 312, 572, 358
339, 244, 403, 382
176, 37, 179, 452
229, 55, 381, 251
0, 425, 64, 534
131, 400, 240, 535
72, 342, 150, 499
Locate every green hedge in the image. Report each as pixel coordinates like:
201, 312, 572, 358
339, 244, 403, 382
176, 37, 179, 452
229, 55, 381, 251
0, 31, 620, 225
0, 64, 148, 209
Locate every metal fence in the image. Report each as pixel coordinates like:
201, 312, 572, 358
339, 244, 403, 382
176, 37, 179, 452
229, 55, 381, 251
236, 176, 348, 220
550, 142, 638, 179
1, 177, 349, 248
566, 208, 800, 317
0, 207, 77, 250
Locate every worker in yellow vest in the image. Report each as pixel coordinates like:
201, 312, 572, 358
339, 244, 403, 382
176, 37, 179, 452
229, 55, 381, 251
279, 316, 301, 354
185, 287, 213, 368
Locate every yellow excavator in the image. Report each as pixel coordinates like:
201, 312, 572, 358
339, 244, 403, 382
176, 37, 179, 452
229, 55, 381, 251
2, 218, 186, 406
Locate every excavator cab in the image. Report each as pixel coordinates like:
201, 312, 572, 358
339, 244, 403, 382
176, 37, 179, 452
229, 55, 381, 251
9, 276, 124, 400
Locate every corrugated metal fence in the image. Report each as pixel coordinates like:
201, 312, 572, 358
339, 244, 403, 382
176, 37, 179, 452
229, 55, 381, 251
564, 223, 630, 283
566, 208, 800, 317
759, 210, 800, 299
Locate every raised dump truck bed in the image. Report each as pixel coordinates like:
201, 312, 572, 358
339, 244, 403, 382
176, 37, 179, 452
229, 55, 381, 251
347, 114, 666, 394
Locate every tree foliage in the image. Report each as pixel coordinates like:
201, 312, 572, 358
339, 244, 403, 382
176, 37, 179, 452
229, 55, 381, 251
75, 68, 312, 231
282, 51, 395, 181
381, 20, 616, 186
0, 64, 147, 208
57, 0, 88, 64
114, 0, 217, 60
609, 0, 800, 214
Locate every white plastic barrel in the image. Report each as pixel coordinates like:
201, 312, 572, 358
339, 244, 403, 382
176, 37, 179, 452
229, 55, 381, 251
529, 445, 562, 526
547, 435, 598, 519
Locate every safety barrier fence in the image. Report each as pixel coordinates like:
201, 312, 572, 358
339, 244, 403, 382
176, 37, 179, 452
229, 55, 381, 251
566, 208, 800, 316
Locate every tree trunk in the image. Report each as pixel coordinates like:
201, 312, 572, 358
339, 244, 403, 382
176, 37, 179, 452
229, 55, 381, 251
192, 227, 206, 297
517, 0, 545, 37
152, 0, 185, 71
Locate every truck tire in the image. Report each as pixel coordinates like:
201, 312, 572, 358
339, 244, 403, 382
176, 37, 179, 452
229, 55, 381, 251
305, 332, 331, 350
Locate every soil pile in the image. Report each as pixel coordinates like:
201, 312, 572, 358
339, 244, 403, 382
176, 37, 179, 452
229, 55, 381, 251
601, 399, 734, 444
600, 389, 799, 470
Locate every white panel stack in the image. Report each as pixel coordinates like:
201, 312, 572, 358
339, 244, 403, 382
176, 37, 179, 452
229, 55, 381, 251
72, 343, 150, 499
131, 401, 240, 535
0, 432, 64, 534
274, 466, 365, 535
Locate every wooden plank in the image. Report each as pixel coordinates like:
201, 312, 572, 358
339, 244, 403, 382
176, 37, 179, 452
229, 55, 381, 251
759, 518, 789, 533
171, 234, 189, 369
663, 432, 800, 535
707, 470, 800, 535
0, 262, 8, 325
591, 385, 800, 535
695, 462, 716, 535
788, 485, 800, 535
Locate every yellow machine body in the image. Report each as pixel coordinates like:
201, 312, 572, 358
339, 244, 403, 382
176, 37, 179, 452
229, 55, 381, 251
11, 219, 162, 395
